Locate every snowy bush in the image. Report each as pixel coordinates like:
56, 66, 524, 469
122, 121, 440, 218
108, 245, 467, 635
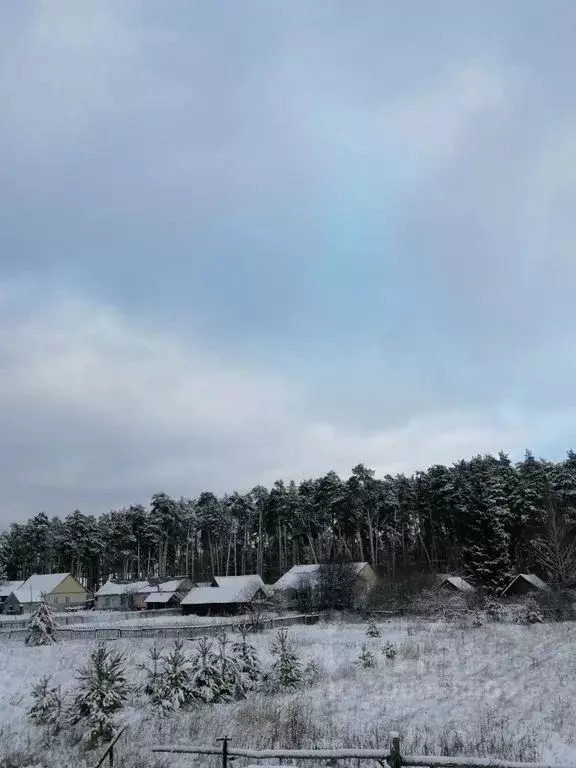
522, 597, 544, 625
382, 642, 397, 659
365, 618, 380, 637
68, 645, 129, 747
269, 628, 303, 690
472, 612, 483, 628
27, 676, 63, 733
485, 599, 503, 621
25, 600, 58, 646
355, 644, 376, 668
303, 657, 322, 685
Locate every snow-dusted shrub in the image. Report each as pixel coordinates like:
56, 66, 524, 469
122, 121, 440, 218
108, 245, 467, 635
366, 618, 380, 637
27, 676, 63, 733
522, 596, 543, 625
355, 644, 376, 668
472, 612, 483, 628
269, 628, 303, 690
303, 657, 322, 685
485, 599, 503, 621
68, 645, 129, 747
382, 641, 397, 659
25, 600, 58, 646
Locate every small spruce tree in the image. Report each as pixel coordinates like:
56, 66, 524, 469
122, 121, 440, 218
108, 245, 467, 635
523, 596, 544, 625
25, 598, 58, 646
366, 618, 381, 638
154, 640, 194, 713
137, 645, 164, 700
382, 642, 397, 659
190, 637, 226, 704
27, 676, 63, 733
269, 628, 303, 689
231, 625, 262, 689
69, 645, 129, 747
214, 631, 247, 702
355, 644, 376, 668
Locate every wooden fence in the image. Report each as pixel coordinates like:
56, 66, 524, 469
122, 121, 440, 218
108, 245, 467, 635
0, 613, 321, 643
0, 607, 181, 631
152, 734, 576, 768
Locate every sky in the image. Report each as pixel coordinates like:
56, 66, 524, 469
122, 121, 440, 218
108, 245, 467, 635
1, 1, 576, 523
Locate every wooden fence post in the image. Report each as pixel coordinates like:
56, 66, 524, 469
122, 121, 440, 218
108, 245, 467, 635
388, 732, 401, 768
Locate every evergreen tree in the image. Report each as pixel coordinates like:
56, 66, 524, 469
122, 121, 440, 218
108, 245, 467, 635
269, 628, 302, 689
69, 646, 129, 747
231, 625, 262, 688
25, 598, 58, 646
27, 676, 63, 731
366, 618, 380, 637
190, 636, 229, 704
154, 641, 195, 712
137, 645, 164, 701
355, 644, 376, 668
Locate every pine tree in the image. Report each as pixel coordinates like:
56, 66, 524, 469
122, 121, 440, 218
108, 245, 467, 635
137, 645, 164, 701
214, 631, 247, 702
190, 636, 226, 704
231, 625, 262, 688
269, 628, 302, 689
25, 598, 58, 646
69, 646, 129, 747
355, 644, 376, 668
366, 618, 380, 637
154, 641, 194, 712
27, 676, 63, 731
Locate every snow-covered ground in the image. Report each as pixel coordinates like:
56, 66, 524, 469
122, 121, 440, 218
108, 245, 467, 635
1, 617, 576, 768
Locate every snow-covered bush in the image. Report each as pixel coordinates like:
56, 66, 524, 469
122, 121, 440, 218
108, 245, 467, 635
68, 645, 129, 747
522, 596, 543, 625
303, 657, 322, 685
382, 641, 397, 659
27, 676, 63, 733
355, 644, 376, 668
485, 599, 503, 621
269, 628, 303, 690
232, 625, 262, 688
366, 618, 380, 637
25, 599, 58, 646
472, 612, 483, 628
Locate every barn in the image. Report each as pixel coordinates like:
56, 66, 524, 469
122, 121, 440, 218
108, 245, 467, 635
436, 575, 475, 593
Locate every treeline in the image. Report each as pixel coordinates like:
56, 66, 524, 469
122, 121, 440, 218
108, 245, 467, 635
2, 450, 576, 593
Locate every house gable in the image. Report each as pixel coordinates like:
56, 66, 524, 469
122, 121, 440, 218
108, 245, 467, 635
52, 574, 90, 597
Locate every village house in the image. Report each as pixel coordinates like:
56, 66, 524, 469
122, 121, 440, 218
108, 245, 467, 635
94, 579, 150, 610
12, 573, 90, 612
139, 577, 192, 610
436, 574, 476, 593
181, 574, 268, 616
0, 581, 25, 615
271, 561, 378, 594
501, 573, 549, 597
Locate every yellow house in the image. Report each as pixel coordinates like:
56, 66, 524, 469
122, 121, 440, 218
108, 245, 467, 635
15, 573, 91, 611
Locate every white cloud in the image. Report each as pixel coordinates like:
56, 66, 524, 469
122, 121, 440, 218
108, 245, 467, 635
0, 284, 573, 519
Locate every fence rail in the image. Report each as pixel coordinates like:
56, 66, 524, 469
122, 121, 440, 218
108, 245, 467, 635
151, 734, 576, 768
0, 613, 321, 642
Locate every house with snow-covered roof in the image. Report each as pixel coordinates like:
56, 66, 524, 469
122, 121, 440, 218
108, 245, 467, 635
0, 581, 25, 615
141, 577, 192, 610
271, 562, 377, 593
181, 574, 268, 616
436, 575, 476, 593
14, 573, 90, 611
501, 573, 549, 598
94, 579, 150, 610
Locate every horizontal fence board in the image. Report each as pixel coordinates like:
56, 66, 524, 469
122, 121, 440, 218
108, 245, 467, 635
150, 745, 575, 768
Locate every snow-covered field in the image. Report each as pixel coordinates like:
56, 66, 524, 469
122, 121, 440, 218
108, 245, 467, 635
2, 617, 576, 768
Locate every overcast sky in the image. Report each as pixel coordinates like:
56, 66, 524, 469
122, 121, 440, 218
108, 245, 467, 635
1, 1, 576, 523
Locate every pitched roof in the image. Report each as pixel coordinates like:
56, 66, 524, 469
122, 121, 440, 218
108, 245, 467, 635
0, 581, 25, 598
16, 573, 71, 603
95, 579, 150, 597
181, 576, 266, 606
272, 562, 368, 590
501, 573, 549, 595
137, 579, 185, 595
145, 591, 178, 604
438, 575, 475, 592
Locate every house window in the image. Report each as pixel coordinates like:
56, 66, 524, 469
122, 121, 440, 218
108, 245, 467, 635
53, 596, 59, 604
65, 596, 70, 605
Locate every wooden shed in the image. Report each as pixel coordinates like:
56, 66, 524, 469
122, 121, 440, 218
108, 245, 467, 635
436, 575, 475, 593
181, 575, 268, 616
